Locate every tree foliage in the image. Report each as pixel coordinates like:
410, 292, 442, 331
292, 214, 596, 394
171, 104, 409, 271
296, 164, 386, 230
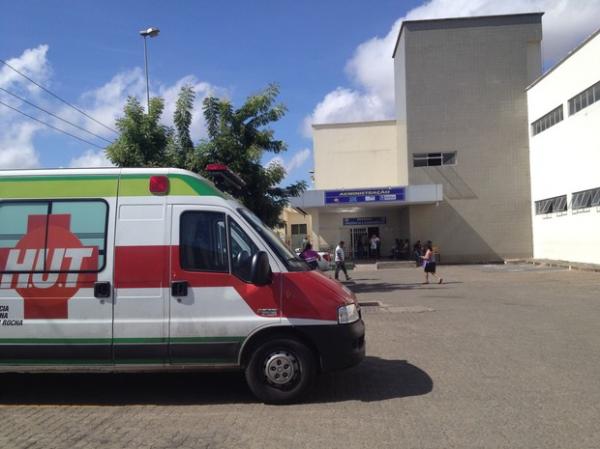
106, 83, 306, 228
106, 97, 170, 167
193, 84, 307, 227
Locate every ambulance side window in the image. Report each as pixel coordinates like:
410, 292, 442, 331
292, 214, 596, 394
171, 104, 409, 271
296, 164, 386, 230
228, 218, 259, 282
0, 200, 108, 273
51, 201, 108, 271
0, 202, 49, 252
180, 211, 228, 272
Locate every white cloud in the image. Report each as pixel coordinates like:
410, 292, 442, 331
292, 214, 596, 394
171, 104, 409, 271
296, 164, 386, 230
68, 149, 114, 168
1, 44, 226, 169
0, 45, 51, 93
303, 0, 600, 134
266, 148, 312, 178
0, 122, 41, 169
286, 148, 312, 173
0, 45, 51, 168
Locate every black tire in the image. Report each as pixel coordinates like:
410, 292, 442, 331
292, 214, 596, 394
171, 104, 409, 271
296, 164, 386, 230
245, 338, 316, 404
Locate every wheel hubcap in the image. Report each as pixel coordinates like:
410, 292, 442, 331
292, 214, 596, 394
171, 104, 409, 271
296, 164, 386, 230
264, 350, 299, 386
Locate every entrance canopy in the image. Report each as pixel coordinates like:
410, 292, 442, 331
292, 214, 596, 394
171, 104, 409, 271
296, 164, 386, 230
290, 184, 443, 209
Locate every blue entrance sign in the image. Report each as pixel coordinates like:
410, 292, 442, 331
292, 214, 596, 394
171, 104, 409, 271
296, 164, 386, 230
324, 187, 406, 204
343, 217, 386, 226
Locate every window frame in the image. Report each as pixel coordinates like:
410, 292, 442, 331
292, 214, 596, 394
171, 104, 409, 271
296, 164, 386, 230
291, 223, 307, 236
534, 195, 567, 216
0, 198, 109, 274
227, 216, 261, 283
531, 104, 564, 136
179, 210, 230, 274
413, 151, 457, 168
572, 187, 600, 211
568, 80, 600, 116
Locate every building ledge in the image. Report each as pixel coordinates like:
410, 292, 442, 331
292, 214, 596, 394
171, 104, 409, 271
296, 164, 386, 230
505, 258, 600, 273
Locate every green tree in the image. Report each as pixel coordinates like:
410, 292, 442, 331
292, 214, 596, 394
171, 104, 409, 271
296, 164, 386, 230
106, 84, 306, 227
194, 84, 307, 227
106, 96, 170, 167
167, 85, 195, 168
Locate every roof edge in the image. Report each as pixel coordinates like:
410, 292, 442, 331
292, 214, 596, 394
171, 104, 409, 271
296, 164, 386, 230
527, 25, 600, 90
392, 12, 544, 58
312, 119, 397, 130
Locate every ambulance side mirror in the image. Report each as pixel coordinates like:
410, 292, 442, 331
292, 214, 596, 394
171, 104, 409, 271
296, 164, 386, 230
250, 251, 272, 286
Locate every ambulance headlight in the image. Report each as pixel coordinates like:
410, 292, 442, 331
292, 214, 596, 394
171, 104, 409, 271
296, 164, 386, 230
337, 304, 360, 324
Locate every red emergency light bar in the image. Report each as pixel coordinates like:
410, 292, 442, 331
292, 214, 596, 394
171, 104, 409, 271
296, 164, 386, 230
205, 163, 246, 191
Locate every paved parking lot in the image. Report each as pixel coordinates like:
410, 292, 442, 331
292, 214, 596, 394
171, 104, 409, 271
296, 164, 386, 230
1, 264, 599, 449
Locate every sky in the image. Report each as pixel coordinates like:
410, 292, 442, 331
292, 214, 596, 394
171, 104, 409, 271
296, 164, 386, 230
1, 0, 599, 186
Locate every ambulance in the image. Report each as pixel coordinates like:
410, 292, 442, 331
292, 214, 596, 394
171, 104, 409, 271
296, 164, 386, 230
0, 168, 365, 403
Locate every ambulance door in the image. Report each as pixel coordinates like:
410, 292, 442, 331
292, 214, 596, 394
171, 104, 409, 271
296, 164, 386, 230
113, 197, 169, 364
0, 199, 114, 364
169, 205, 280, 365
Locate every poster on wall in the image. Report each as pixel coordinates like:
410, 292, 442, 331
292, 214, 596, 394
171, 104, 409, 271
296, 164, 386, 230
343, 217, 387, 226
325, 187, 406, 204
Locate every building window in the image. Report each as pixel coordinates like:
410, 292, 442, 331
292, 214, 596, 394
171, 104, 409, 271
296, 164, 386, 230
531, 105, 563, 136
571, 187, 600, 210
413, 152, 457, 167
568, 80, 600, 115
291, 224, 307, 236
534, 195, 567, 215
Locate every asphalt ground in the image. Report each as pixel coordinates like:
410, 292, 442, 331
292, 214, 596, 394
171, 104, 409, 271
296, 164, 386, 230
1, 264, 599, 449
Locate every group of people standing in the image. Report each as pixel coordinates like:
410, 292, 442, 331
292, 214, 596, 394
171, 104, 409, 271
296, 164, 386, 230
355, 234, 381, 259
299, 235, 442, 284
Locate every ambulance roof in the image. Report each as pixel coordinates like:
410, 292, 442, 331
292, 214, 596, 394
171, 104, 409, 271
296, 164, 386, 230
0, 167, 226, 199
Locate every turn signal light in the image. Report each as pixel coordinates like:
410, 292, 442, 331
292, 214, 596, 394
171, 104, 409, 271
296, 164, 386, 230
149, 175, 169, 194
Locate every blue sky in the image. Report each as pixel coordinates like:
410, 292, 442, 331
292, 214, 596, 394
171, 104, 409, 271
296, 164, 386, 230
1, 0, 599, 185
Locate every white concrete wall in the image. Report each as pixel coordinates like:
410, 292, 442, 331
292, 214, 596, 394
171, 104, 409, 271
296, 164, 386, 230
312, 121, 398, 190
528, 31, 600, 264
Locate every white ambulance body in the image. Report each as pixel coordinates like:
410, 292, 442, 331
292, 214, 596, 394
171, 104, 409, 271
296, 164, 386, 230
0, 168, 365, 403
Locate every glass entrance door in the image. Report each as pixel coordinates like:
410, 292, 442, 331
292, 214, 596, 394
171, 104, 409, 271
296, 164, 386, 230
350, 228, 368, 260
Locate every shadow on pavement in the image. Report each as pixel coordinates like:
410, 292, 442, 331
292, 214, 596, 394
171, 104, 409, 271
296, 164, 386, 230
0, 357, 431, 406
308, 357, 433, 403
346, 281, 463, 293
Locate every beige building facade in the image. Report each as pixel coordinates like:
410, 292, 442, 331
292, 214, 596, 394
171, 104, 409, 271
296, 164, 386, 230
289, 13, 544, 263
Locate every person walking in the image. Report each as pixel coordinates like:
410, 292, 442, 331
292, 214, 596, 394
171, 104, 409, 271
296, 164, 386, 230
299, 242, 321, 270
334, 241, 351, 281
420, 241, 443, 284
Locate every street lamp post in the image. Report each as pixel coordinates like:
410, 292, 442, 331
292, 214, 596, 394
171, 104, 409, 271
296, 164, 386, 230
139, 27, 160, 112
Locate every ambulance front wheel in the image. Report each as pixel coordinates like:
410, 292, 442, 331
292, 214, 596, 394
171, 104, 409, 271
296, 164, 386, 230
245, 338, 316, 404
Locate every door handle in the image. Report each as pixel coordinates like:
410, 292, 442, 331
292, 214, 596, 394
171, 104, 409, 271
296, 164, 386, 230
171, 280, 188, 297
94, 281, 111, 299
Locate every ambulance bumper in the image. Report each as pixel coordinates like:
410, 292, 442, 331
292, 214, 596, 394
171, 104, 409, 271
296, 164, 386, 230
297, 319, 365, 372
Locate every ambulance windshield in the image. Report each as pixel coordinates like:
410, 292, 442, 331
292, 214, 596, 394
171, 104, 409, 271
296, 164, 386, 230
238, 208, 309, 272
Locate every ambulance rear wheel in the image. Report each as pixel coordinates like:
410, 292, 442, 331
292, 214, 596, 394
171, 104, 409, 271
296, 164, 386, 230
245, 338, 316, 404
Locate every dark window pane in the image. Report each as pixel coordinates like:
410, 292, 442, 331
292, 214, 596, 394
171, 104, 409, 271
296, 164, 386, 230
180, 211, 228, 272
229, 218, 259, 282
443, 152, 457, 165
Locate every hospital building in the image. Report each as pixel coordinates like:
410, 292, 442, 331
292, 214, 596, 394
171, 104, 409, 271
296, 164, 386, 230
284, 13, 600, 266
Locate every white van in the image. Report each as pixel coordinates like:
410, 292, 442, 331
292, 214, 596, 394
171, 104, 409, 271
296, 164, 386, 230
0, 168, 365, 403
